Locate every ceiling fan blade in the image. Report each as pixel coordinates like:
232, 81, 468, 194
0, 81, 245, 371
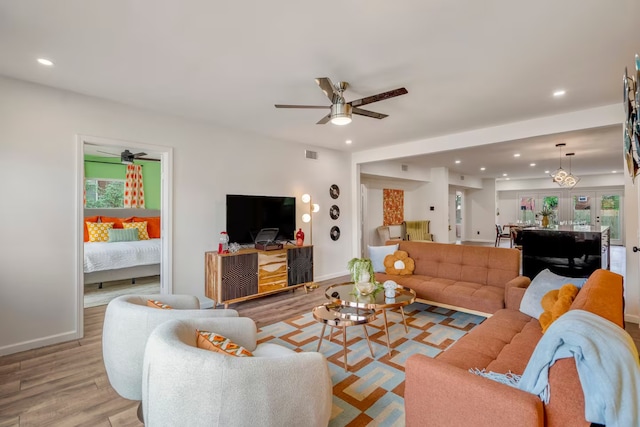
97, 150, 118, 156
133, 152, 148, 158
316, 114, 331, 125
315, 77, 338, 102
274, 104, 329, 109
352, 107, 388, 120
349, 87, 408, 108
137, 157, 160, 162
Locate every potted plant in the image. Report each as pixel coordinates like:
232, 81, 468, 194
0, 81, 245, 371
537, 206, 554, 228
347, 258, 378, 295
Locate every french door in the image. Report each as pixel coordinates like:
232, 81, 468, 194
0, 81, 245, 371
570, 191, 623, 245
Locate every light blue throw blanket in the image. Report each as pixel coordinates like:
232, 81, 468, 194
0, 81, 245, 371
518, 309, 640, 427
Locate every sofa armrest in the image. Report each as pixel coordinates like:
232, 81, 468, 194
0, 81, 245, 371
506, 286, 527, 310
405, 354, 543, 427
504, 276, 530, 309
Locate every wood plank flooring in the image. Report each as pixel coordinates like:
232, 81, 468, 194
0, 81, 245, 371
2, 272, 639, 426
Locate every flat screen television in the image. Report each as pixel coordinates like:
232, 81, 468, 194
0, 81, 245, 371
226, 194, 296, 244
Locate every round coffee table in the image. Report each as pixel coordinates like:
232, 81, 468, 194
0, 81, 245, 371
312, 303, 375, 372
325, 282, 416, 355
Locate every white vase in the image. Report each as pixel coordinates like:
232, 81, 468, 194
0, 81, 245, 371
358, 271, 371, 284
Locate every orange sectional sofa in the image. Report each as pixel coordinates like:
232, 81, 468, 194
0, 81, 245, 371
376, 241, 529, 314
404, 269, 625, 427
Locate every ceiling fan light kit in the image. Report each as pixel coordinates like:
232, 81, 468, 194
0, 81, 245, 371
275, 77, 407, 125
330, 103, 352, 125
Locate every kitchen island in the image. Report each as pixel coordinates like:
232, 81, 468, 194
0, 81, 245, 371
521, 225, 610, 279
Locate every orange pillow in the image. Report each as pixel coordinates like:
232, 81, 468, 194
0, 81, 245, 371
383, 251, 415, 275
147, 300, 172, 309
132, 216, 161, 238
100, 216, 125, 229
84, 216, 100, 242
196, 330, 253, 357
539, 284, 580, 333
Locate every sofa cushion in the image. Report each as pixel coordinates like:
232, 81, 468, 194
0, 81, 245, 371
437, 309, 540, 376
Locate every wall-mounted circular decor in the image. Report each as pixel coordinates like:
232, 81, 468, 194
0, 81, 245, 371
330, 226, 340, 241
329, 204, 340, 220
329, 184, 340, 199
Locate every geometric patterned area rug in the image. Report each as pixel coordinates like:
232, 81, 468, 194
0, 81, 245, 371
257, 302, 486, 427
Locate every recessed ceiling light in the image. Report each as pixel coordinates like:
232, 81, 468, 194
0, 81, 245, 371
513, 153, 520, 158
345, 140, 352, 145
455, 160, 461, 164
506, 178, 510, 181
480, 167, 486, 171
530, 163, 536, 167
544, 170, 550, 174
553, 90, 566, 97
502, 173, 508, 177
37, 58, 54, 66
612, 170, 617, 173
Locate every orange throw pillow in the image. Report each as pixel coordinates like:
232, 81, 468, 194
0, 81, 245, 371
132, 216, 161, 238
147, 300, 172, 309
539, 284, 580, 333
84, 216, 100, 242
383, 251, 415, 275
196, 330, 253, 357
100, 216, 125, 229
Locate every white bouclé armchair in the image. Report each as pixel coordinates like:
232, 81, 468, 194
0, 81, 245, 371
102, 295, 238, 409
141, 317, 333, 427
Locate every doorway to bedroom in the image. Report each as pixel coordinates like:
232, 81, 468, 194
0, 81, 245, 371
78, 136, 172, 310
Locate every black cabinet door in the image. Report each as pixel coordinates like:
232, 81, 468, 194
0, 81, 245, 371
287, 247, 313, 286
221, 253, 258, 301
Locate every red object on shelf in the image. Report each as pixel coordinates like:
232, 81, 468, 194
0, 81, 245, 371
296, 228, 305, 246
218, 231, 229, 253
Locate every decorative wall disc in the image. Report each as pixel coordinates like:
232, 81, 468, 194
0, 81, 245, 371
329, 204, 340, 220
330, 226, 340, 241
329, 184, 340, 199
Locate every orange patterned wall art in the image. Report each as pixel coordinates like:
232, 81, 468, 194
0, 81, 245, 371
383, 189, 404, 225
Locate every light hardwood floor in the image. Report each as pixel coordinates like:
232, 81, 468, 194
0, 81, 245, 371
2, 272, 639, 426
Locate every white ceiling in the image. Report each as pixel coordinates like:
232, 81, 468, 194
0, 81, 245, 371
0, 1, 638, 177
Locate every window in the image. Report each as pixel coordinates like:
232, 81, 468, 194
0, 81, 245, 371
85, 179, 124, 208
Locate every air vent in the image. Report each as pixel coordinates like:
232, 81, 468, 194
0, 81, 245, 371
305, 150, 318, 160
460, 175, 465, 181
401, 164, 409, 172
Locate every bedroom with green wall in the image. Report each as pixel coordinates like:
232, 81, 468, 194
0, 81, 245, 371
84, 155, 161, 209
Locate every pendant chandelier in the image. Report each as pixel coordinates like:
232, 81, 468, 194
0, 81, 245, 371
550, 143, 580, 188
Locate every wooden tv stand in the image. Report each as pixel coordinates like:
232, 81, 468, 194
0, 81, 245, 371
205, 245, 313, 308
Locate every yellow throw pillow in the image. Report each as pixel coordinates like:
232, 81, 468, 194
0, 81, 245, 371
196, 330, 253, 357
539, 284, 580, 333
123, 221, 149, 240
86, 222, 114, 242
147, 300, 172, 309
383, 250, 415, 275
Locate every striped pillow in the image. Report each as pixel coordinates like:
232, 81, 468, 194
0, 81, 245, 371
108, 228, 139, 242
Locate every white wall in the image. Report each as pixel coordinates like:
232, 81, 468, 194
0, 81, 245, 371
464, 179, 496, 242
0, 76, 353, 355
404, 167, 450, 242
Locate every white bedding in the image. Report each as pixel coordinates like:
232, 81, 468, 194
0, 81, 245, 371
84, 239, 161, 273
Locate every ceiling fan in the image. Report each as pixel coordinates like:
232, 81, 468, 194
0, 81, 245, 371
97, 149, 159, 164
275, 77, 408, 125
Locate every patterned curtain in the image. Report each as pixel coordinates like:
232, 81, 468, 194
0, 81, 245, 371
383, 189, 404, 225
124, 164, 145, 208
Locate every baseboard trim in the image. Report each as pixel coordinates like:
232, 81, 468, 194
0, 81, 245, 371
0, 330, 80, 357
463, 239, 495, 244
315, 270, 349, 282
624, 313, 640, 324
415, 298, 493, 318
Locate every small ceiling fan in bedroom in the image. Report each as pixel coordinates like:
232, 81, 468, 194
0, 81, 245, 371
97, 149, 159, 164
275, 77, 408, 125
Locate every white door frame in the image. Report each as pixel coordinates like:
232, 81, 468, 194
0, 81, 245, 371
75, 135, 173, 339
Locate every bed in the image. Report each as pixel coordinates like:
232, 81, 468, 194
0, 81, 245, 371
83, 208, 161, 286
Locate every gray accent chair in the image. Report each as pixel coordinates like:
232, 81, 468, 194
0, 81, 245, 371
102, 295, 238, 417
142, 317, 333, 427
